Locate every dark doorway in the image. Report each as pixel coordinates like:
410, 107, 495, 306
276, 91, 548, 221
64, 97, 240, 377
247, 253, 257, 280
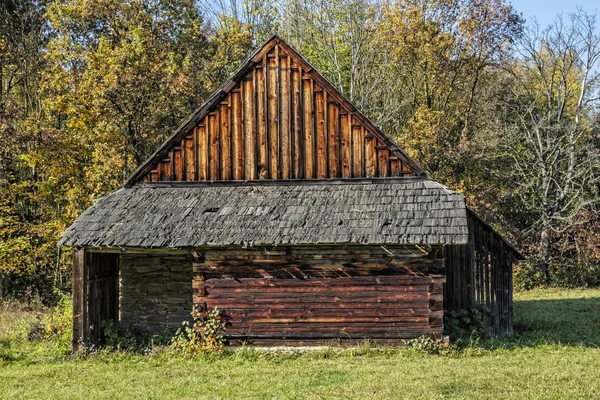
86, 252, 119, 343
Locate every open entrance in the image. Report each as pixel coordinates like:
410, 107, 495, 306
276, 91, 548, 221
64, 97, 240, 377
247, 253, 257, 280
72, 250, 119, 348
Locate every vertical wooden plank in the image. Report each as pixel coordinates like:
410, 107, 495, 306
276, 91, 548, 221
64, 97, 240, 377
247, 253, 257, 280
476, 223, 484, 305
292, 60, 303, 179
390, 159, 401, 177
467, 216, 475, 309
232, 90, 244, 180
328, 101, 339, 178
378, 147, 389, 177
352, 120, 364, 177
365, 134, 376, 177
341, 113, 351, 178
194, 126, 199, 181
315, 88, 327, 178
72, 248, 86, 351
168, 151, 174, 180
280, 54, 290, 179
173, 147, 183, 181
220, 102, 231, 180
209, 112, 220, 180
185, 136, 195, 181
303, 77, 315, 178
257, 64, 268, 179
197, 122, 207, 180
160, 160, 171, 181
244, 76, 255, 180
268, 49, 279, 179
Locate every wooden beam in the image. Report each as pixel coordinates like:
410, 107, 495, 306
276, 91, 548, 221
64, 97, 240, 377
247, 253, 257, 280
72, 248, 86, 352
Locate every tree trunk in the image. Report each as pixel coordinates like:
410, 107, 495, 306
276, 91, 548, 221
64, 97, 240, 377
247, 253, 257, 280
539, 221, 551, 283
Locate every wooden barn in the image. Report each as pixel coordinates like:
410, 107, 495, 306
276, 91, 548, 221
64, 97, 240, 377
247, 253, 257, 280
59, 35, 522, 349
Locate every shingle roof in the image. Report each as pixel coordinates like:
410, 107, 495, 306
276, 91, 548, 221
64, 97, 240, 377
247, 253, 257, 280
58, 179, 468, 248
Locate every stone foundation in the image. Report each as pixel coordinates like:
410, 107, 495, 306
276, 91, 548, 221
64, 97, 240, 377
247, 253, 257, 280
120, 254, 193, 334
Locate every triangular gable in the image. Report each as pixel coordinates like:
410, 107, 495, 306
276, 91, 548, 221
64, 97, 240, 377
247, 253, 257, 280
126, 35, 424, 186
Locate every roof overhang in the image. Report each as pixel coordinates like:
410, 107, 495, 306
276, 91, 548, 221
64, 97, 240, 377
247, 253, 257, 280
59, 178, 468, 248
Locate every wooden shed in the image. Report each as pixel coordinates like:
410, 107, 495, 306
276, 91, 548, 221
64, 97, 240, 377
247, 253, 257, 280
60, 35, 522, 348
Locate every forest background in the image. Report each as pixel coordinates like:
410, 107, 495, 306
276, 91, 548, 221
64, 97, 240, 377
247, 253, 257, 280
2, 0, 599, 303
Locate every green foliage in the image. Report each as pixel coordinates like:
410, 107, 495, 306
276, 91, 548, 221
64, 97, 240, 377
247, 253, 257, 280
406, 335, 446, 355
444, 304, 489, 343
100, 320, 170, 354
0, 293, 72, 361
39, 291, 73, 355
0, 0, 254, 302
171, 305, 227, 354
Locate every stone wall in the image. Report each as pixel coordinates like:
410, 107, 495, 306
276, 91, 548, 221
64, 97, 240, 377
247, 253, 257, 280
120, 254, 193, 334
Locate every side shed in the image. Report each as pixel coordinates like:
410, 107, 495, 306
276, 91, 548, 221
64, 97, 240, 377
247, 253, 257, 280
60, 35, 521, 348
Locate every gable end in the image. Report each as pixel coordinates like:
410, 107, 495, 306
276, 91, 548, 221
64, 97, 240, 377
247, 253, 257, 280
126, 35, 424, 186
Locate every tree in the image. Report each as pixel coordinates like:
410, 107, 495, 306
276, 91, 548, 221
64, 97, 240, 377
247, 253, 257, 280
496, 11, 600, 279
0, 0, 56, 300
377, 0, 523, 184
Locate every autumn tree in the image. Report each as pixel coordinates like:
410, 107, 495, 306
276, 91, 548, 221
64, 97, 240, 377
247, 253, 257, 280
375, 0, 523, 185
495, 11, 600, 279
0, 0, 56, 299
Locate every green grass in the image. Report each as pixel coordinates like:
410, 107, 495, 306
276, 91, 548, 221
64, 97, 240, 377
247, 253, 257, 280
1, 288, 600, 399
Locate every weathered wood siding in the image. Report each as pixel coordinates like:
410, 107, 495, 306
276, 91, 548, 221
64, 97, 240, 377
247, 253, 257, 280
443, 211, 515, 336
192, 246, 444, 344
140, 40, 417, 183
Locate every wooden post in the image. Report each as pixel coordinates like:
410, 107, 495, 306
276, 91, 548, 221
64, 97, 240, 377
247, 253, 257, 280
72, 248, 86, 352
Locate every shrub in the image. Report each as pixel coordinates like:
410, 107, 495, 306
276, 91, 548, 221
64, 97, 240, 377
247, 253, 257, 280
171, 305, 227, 354
444, 303, 489, 343
100, 320, 169, 354
38, 291, 73, 356
406, 336, 445, 355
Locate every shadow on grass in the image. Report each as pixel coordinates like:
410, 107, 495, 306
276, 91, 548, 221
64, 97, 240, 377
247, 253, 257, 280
509, 293, 600, 347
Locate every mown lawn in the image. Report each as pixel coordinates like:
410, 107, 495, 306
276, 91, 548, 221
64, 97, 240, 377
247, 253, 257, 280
1, 288, 600, 399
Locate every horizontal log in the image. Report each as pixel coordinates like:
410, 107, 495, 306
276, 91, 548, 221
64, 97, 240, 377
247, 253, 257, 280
219, 308, 430, 318
201, 297, 429, 308
226, 331, 437, 340
202, 290, 429, 300
196, 298, 430, 311
225, 323, 432, 334
197, 275, 432, 287
197, 268, 438, 280
228, 316, 428, 324
199, 284, 430, 294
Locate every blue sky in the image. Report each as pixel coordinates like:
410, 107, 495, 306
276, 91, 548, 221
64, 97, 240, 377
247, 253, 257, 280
510, 0, 599, 28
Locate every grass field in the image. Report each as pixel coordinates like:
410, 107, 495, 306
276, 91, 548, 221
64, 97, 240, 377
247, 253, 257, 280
1, 288, 600, 399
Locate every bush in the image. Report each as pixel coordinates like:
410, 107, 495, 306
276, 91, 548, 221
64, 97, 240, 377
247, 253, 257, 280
406, 336, 446, 355
514, 257, 600, 289
171, 305, 227, 354
100, 320, 170, 354
444, 303, 489, 343
38, 291, 73, 356
513, 258, 547, 289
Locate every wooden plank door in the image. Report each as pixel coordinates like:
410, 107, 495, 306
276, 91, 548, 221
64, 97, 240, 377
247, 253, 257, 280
86, 252, 119, 344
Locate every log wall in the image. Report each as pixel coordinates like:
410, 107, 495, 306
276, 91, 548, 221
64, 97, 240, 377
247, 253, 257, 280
192, 245, 444, 344
139, 40, 416, 184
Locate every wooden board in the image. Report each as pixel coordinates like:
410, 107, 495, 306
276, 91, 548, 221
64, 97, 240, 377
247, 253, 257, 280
138, 42, 418, 183
192, 245, 445, 343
